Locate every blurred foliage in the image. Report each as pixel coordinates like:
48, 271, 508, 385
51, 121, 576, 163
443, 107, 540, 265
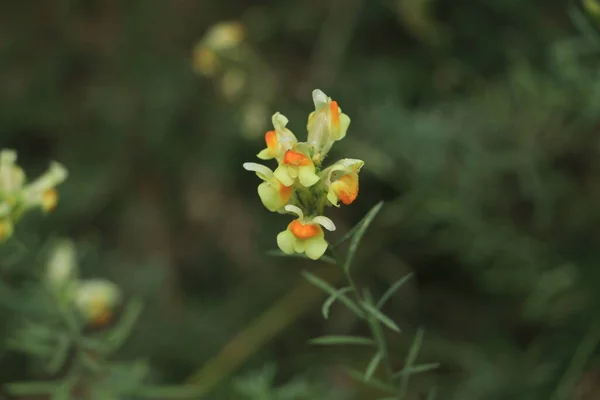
3, 0, 600, 399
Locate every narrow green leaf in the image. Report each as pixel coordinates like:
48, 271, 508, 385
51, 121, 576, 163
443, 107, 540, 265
405, 328, 425, 370
309, 335, 375, 346
322, 286, 352, 319
301, 271, 364, 318
267, 249, 337, 265
394, 362, 440, 378
46, 335, 70, 374
361, 301, 401, 333
398, 328, 426, 398
365, 351, 383, 381
104, 297, 144, 352
331, 220, 362, 248
344, 201, 384, 273
377, 273, 413, 309
6, 382, 59, 395
344, 368, 396, 394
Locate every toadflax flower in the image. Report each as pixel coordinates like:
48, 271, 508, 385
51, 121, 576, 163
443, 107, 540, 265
74, 279, 121, 328
22, 161, 68, 212
257, 112, 298, 161
322, 158, 364, 207
273, 144, 320, 187
243, 162, 292, 212
243, 89, 363, 261
277, 205, 336, 260
307, 89, 351, 163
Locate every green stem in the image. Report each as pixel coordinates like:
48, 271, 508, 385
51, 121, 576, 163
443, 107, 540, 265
330, 248, 397, 393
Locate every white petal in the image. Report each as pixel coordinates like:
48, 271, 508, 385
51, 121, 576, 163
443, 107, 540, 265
312, 89, 329, 110
243, 162, 273, 180
312, 216, 336, 231
272, 112, 289, 131
305, 236, 328, 260
284, 205, 304, 219
277, 230, 296, 254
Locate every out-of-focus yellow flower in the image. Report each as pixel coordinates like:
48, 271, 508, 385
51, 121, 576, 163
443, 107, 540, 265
192, 21, 245, 77
276, 205, 336, 260
306, 89, 351, 163
273, 145, 320, 187
0, 150, 25, 195
257, 113, 298, 161
322, 159, 364, 206
23, 161, 68, 211
192, 44, 219, 76
74, 279, 120, 328
243, 162, 292, 212
203, 21, 245, 51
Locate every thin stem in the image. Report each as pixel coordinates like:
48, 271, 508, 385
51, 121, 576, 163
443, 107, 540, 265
330, 248, 397, 393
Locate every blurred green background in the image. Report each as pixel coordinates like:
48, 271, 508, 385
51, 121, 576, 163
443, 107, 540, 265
3, 0, 600, 398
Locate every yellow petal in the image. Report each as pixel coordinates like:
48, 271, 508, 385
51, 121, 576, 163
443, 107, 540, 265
257, 148, 273, 160
327, 189, 339, 207
274, 165, 294, 186
305, 235, 328, 260
337, 113, 351, 141
257, 182, 282, 212
293, 238, 307, 253
298, 165, 319, 187
277, 229, 296, 254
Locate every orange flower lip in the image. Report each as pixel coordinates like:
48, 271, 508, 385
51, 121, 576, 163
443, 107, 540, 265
279, 182, 292, 201
43, 189, 58, 211
265, 130, 278, 151
333, 174, 358, 205
329, 101, 340, 128
282, 150, 312, 166
289, 220, 321, 239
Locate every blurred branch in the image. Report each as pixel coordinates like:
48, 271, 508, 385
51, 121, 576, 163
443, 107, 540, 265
184, 263, 341, 395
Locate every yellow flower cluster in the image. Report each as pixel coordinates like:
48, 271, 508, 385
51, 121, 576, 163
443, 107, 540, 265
0, 149, 68, 241
244, 90, 364, 260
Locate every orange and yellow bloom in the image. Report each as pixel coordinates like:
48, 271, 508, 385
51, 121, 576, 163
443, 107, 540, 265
306, 89, 351, 162
243, 90, 363, 260
243, 162, 292, 212
257, 112, 298, 161
276, 205, 336, 260
322, 159, 364, 207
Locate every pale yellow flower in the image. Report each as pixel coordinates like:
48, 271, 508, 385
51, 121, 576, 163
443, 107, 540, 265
74, 279, 121, 327
257, 113, 298, 161
273, 145, 320, 187
276, 205, 336, 260
322, 159, 364, 207
243, 162, 292, 212
306, 89, 351, 162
